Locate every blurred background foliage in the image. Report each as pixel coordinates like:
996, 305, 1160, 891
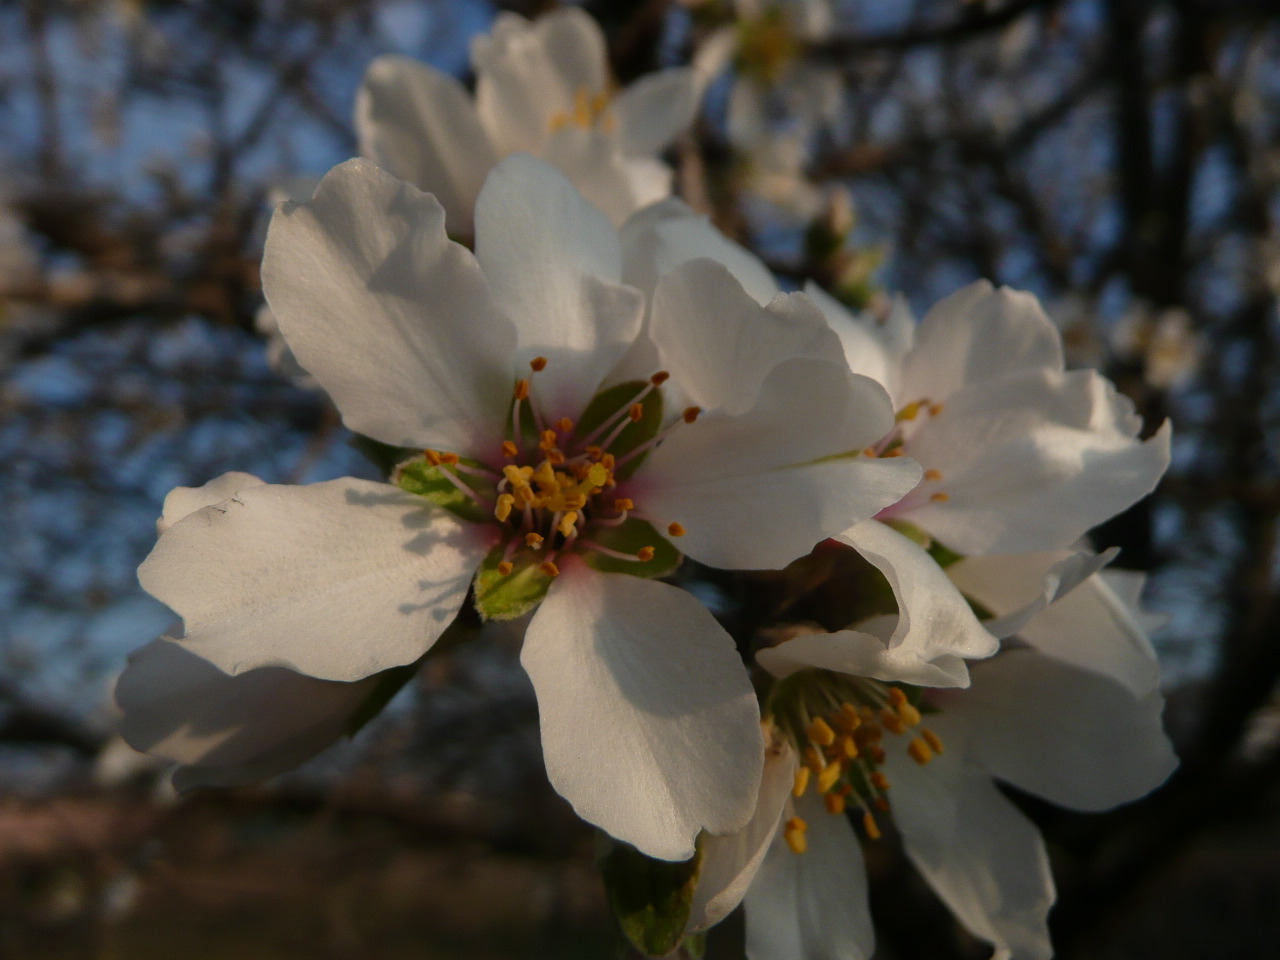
2, 0, 1280, 957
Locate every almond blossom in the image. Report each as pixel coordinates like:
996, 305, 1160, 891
687, 560, 1177, 960
356, 6, 702, 234
118, 154, 920, 861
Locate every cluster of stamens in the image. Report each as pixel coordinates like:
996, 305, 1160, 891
549, 87, 616, 134
780, 679, 944, 855
862, 397, 950, 506
422, 357, 695, 577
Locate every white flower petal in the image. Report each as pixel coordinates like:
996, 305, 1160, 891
474, 154, 644, 418
948, 649, 1178, 810
886, 733, 1056, 960
354, 55, 497, 237
650, 260, 842, 416
262, 159, 518, 454
687, 736, 796, 933
140, 479, 493, 682
520, 571, 763, 861
903, 369, 1172, 554
473, 8, 607, 156
757, 625, 974, 689
743, 794, 874, 960
620, 198, 779, 305
116, 638, 379, 790
157, 471, 265, 534
950, 551, 1160, 695
538, 126, 673, 226
839, 519, 998, 663
805, 283, 913, 396
612, 67, 699, 156
900, 280, 1064, 404
638, 356, 918, 570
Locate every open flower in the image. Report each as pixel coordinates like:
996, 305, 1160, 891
356, 6, 702, 234
119, 154, 919, 861
688, 560, 1178, 960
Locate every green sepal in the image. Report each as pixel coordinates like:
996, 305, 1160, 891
601, 838, 704, 959
926, 538, 965, 569
472, 543, 555, 621
393, 454, 495, 524
683, 931, 707, 959
883, 519, 931, 549
582, 519, 681, 579
572, 380, 664, 480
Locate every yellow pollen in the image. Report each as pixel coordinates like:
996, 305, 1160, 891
667, 522, 686, 537
556, 417, 574, 433
784, 817, 808, 855
650, 370, 670, 385
530, 356, 547, 372
628, 403, 644, 422
897, 401, 922, 422
807, 717, 836, 747
682, 406, 701, 424
824, 792, 846, 815
612, 498, 634, 512
924, 468, 943, 482
880, 710, 906, 735
494, 493, 515, 522
792, 766, 811, 797
425, 449, 443, 466
908, 737, 934, 765
897, 702, 922, 726
539, 560, 560, 577
870, 771, 890, 792
817, 760, 842, 794
862, 811, 882, 840
928, 403, 945, 416
930, 492, 950, 503
496, 561, 513, 577
525, 532, 544, 548
841, 735, 859, 760
922, 728, 945, 754
637, 546, 656, 562
501, 440, 519, 459
558, 511, 579, 538
514, 379, 530, 400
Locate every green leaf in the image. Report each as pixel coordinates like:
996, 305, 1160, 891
472, 544, 555, 621
572, 380, 664, 480
601, 839, 703, 959
393, 454, 495, 524
582, 519, 681, 579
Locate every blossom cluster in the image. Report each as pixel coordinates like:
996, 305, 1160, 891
118, 7, 1177, 959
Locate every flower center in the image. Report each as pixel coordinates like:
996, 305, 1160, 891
549, 87, 617, 134
770, 670, 945, 854
865, 397, 950, 514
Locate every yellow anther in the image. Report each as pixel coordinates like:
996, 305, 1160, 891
525, 532, 544, 548
839, 703, 862, 730
556, 417, 574, 433
425, 449, 443, 466
558, 511, 579, 538
924, 468, 944, 482
887, 688, 908, 707
803, 746, 824, 773
817, 760, 842, 794
549, 112, 569, 132
539, 429, 558, 451
908, 737, 934, 765
897, 702, 922, 726
667, 522, 686, 538
586, 445, 604, 460
514, 379, 530, 400
628, 403, 644, 422
930, 492, 950, 503
503, 464, 532, 483
886, 448, 905, 457
573, 87, 592, 126
682, 406, 701, 424
841, 735, 859, 760
547, 449, 566, 465
824, 792, 847, 815
922, 728, 945, 755
862, 447, 878, 457
530, 356, 548, 372
637, 546, 656, 562
928, 403, 945, 416
868, 745, 887, 765
539, 560, 560, 577
501, 440, 519, 459
612, 497, 634, 513
650, 370, 670, 385
873, 795, 890, 812
880, 710, 906, 735
897, 401, 922, 422
862, 811, 881, 840
494, 493, 515, 523
870, 771, 890, 792
533, 461, 557, 488
807, 717, 836, 747
440, 452, 459, 466
497, 561, 514, 577
792, 766, 811, 797
784, 817, 808, 855
600, 453, 615, 472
